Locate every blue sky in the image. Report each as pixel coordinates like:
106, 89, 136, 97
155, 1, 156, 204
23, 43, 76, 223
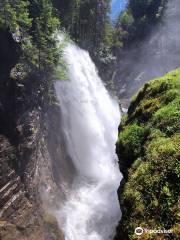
110, 0, 128, 20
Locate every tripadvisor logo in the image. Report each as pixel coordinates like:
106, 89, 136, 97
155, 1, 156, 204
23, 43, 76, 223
135, 227, 173, 236
135, 227, 144, 236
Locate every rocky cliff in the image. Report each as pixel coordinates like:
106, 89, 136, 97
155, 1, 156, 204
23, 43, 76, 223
0, 29, 64, 240
115, 69, 180, 239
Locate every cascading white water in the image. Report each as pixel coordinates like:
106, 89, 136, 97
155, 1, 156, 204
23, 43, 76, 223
55, 42, 122, 240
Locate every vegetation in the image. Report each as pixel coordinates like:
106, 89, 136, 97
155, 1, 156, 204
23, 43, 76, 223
116, 69, 180, 239
0, 0, 67, 108
0, 1, 179, 239
0, 0, 116, 91
52, 0, 116, 84
52, 0, 113, 51
0, 0, 61, 75
0, 0, 169, 86
113, 0, 167, 48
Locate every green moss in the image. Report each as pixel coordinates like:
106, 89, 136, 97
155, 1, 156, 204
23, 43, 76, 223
131, 158, 142, 170
116, 69, 180, 239
152, 99, 180, 135
117, 124, 149, 175
127, 68, 180, 124
117, 124, 146, 154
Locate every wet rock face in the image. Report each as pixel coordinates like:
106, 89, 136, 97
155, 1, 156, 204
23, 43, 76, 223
0, 107, 65, 240
0, 29, 20, 75
0, 112, 44, 240
0, 29, 20, 139
43, 213, 65, 240
0, 28, 63, 239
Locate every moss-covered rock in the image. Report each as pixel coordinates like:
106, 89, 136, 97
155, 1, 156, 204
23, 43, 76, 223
115, 69, 180, 240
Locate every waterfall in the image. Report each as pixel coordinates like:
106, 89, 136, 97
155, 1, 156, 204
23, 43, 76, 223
55, 42, 122, 240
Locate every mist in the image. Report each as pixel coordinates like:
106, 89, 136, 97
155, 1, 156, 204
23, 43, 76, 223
115, 0, 180, 99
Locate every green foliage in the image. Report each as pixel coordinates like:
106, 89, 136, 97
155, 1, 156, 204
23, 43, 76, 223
129, 0, 165, 19
52, 0, 116, 89
114, 0, 168, 47
128, 69, 180, 123
0, 0, 31, 32
153, 100, 180, 136
28, 0, 60, 71
116, 69, 180, 239
53, 0, 112, 51
0, 0, 61, 74
117, 124, 148, 176
118, 10, 134, 31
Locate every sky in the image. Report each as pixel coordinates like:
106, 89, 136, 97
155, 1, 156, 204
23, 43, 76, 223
110, 0, 128, 20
